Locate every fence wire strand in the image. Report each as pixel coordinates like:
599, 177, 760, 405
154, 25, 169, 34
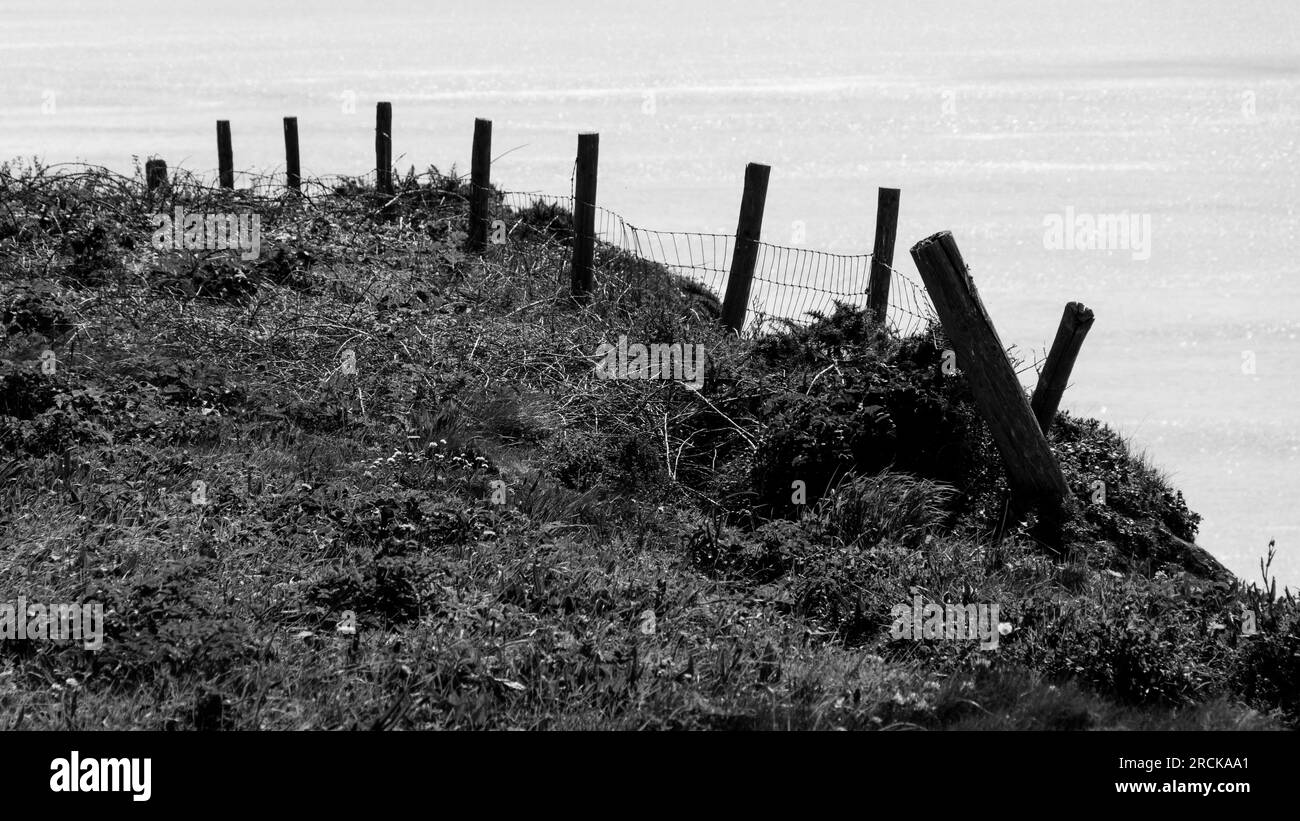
501, 190, 936, 337
3, 161, 1043, 371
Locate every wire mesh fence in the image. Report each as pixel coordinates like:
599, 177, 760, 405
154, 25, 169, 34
1, 159, 1053, 376
10, 161, 937, 338
498, 189, 937, 338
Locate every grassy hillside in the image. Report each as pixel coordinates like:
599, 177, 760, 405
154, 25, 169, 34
0, 159, 1295, 730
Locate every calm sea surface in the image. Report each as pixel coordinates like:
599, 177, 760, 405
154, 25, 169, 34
2, 0, 1297, 585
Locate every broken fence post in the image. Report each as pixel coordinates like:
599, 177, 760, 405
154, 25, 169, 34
1031, 301, 1095, 437
909, 231, 1072, 529
145, 158, 168, 193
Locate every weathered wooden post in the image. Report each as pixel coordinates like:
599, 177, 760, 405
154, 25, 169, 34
867, 187, 900, 323
1031, 301, 1095, 437
283, 116, 301, 194
375, 102, 393, 195
466, 118, 493, 252
216, 120, 234, 189
910, 231, 1071, 529
570, 132, 599, 300
720, 162, 771, 334
145, 159, 168, 193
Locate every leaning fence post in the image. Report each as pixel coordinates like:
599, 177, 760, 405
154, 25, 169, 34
867, 187, 900, 323
720, 162, 771, 334
283, 116, 301, 194
910, 231, 1071, 530
145, 159, 168, 193
466, 118, 493, 252
375, 102, 393, 195
1031, 301, 1095, 437
216, 120, 234, 188
570, 132, 599, 300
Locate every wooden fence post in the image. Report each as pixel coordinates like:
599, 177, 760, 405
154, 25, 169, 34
1031, 301, 1095, 437
466, 118, 493, 252
909, 231, 1071, 528
283, 116, 301, 194
570, 132, 599, 300
375, 102, 393, 195
216, 120, 234, 189
145, 159, 168, 193
867, 187, 900, 323
720, 162, 771, 334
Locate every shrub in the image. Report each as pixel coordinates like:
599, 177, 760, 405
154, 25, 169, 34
512, 199, 574, 244
63, 221, 117, 283
3, 286, 71, 339
818, 471, 954, 551
1014, 574, 1234, 706
744, 306, 994, 522
91, 558, 263, 684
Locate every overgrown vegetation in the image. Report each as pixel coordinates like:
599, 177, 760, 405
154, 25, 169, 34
0, 158, 1292, 730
